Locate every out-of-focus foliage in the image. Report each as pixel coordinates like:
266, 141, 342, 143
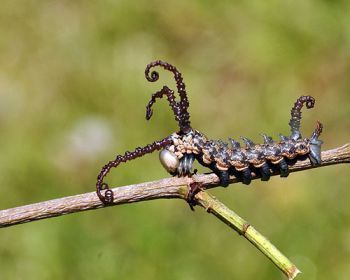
0, 1, 350, 279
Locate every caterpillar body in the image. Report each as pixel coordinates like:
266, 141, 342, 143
96, 61, 323, 204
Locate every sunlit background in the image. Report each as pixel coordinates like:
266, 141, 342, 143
1, 1, 350, 279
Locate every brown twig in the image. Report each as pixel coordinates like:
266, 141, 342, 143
0, 143, 349, 227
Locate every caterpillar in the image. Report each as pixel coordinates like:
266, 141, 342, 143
96, 60, 323, 205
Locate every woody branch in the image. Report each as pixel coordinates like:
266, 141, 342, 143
0, 143, 349, 227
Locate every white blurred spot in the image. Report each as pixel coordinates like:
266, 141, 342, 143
0, 73, 25, 122
53, 117, 115, 171
68, 117, 113, 158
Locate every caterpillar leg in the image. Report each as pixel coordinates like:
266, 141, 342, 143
279, 159, 289, 177
241, 168, 252, 185
259, 163, 271, 181
177, 154, 195, 176
218, 170, 230, 187
210, 166, 230, 187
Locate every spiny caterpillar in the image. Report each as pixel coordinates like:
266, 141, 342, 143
96, 61, 323, 205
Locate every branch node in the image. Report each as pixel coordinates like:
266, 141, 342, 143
242, 222, 251, 235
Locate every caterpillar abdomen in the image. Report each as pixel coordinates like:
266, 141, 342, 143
161, 95, 323, 186
198, 135, 313, 185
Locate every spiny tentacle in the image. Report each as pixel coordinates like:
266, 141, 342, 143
96, 137, 172, 204
145, 60, 191, 133
311, 121, 323, 140
146, 86, 181, 123
144, 60, 189, 113
289, 95, 315, 140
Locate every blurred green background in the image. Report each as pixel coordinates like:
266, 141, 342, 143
1, 1, 350, 279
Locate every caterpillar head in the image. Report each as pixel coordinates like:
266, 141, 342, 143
159, 149, 179, 175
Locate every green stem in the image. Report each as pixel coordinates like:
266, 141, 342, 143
196, 191, 300, 280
